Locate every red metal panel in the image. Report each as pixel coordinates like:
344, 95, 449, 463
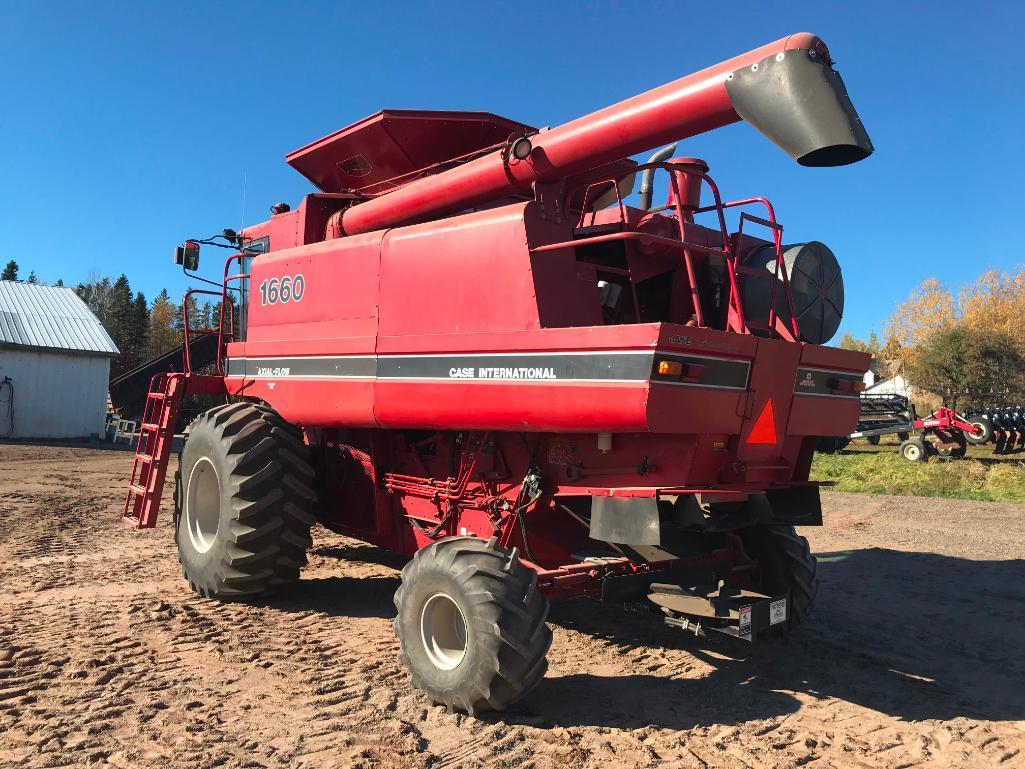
645, 385, 745, 434
735, 337, 803, 462
246, 231, 383, 353
374, 380, 650, 432
236, 231, 383, 426
378, 204, 541, 336
799, 342, 871, 372
230, 378, 378, 428
789, 344, 869, 437
286, 110, 535, 195
788, 394, 861, 437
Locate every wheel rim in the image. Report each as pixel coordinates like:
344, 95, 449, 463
905, 444, 920, 460
420, 592, 468, 671
186, 457, 221, 553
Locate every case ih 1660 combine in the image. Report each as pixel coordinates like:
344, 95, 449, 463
124, 33, 873, 713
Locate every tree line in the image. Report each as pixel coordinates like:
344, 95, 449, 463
2, 259, 230, 380
840, 268, 1025, 406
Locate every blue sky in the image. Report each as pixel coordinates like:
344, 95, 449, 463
3, 1, 1023, 341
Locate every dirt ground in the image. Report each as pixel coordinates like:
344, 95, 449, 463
1, 444, 1023, 769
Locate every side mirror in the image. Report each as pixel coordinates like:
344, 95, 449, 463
173, 240, 200, 271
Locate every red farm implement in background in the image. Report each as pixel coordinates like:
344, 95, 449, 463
844, 394, 998, 461
124, 32, 874, 713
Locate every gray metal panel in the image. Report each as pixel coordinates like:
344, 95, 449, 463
0, 282, 118, 355
590, 496, 661, 545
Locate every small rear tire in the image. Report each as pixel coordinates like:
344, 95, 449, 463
900, 437, 927, 462
739, 525, 818, 633
816, 436, 849, 454
393, 536, 552, 714
866, 435, 881, 446
175, 402, 315, 599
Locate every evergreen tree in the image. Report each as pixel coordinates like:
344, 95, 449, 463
174, 294, 199, 335
211, 293, 239, 338
148, 289, 180, 358
124, 291, 150, 372
26, 271, 38, 284
55, 278, 64, 287
1, 261, 18, 281
197, 301, 213, 330
108, 275, 137, 378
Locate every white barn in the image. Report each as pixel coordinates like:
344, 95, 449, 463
0, 282, 119, 439
865, 374, 915, 400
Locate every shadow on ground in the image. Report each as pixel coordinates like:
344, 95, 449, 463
265, 540, 1025, 728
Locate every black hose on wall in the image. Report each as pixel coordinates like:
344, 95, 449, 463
0, 376, 14, 438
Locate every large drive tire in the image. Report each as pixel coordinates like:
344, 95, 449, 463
964, 415, 992, 445
393, 536, 552, 714
739, 525, 818, 633
176, 402, 315, 598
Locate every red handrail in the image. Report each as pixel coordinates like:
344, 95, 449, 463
180, 252, 251, 375
559, 162, 800, 340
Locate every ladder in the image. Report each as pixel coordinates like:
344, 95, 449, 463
123, 372, 185, 528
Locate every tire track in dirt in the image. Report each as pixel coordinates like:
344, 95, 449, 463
1, 444, 1022, 768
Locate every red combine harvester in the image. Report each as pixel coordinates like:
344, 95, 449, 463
125, 33, 873, 713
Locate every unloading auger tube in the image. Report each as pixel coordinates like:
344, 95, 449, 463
336, 32, 873, 236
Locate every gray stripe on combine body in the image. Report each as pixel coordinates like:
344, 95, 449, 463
377, 352, 654, 381
793, 367, 863, 398
223, 351, 751, 389
650, 353, 751, 390
227, 356, 377, 378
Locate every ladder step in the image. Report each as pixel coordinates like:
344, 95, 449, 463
122, 375, 184, 529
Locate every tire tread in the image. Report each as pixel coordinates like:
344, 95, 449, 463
176, 403, 315, 599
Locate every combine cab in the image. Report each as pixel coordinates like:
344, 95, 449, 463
125, 33, 873, 713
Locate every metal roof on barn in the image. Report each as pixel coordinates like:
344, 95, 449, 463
0, 282, 119, 356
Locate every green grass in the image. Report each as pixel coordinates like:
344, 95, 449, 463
811, 445, 1025, 502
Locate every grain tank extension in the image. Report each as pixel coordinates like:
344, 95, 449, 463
124, 33, 873, 714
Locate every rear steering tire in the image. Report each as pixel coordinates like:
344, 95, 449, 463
175, 402, 316, 598
739, 525, 818, 633
816, 436, 849, 454
393, 536, 552, 714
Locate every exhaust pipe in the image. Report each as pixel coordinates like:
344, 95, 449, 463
639, 144, 678, 210
338, 33, 873, 236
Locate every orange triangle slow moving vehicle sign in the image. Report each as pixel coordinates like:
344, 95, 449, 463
746, 398, 777, 445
